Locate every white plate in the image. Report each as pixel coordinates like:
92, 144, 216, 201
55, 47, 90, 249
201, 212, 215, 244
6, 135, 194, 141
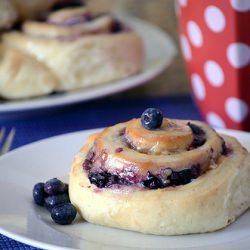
0, 128, 250, 250
0, 16, 176, 113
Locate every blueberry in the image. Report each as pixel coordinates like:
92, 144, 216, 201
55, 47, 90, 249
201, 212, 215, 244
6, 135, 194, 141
141, 108, 163, 130
88, 171, 123, 188
221, 138, 232, 156
142, 172, 163, 189
170, 170, 192, 186
44, 178, 66, 195
106, 174, 119, 187
45, 193, 70, 212
51, 203, 77, 225
169, 171, 180, 186
33, 182, 47, 206
187, 123, 206, 148
187, 122, 204, 135
111, 19, 123, 33
169, 165, 200, 186
177, 169, 193, 184
51, 0, 84, 11
64, 183, 69, 193
88, 172, 110, 188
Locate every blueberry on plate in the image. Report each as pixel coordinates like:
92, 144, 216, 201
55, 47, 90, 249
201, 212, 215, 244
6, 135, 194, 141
64, 183, 69, 193
45, 193, 70, 211
51, 203, 77, 225
141, 108, 163, 130
44, 178, 67, 195
33, 182, 47, 206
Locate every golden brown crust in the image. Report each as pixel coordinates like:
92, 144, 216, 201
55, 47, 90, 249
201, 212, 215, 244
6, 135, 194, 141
69, 118, 250, 235
126, 119, 194, 153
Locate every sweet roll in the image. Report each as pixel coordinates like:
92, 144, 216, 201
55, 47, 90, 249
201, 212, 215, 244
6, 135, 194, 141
69, 109, 250, 235
2, 6, 144, 97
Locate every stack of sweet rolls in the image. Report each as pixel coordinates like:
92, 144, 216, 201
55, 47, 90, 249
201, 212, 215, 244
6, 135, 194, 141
0, 1, 144, 99
69, 108, 250, 235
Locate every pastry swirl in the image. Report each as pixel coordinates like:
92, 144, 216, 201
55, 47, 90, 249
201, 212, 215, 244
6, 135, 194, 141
1, 6, 143, 98
23, 7, 115, 39
79, 118, 224, 189
69, 113, 250, 235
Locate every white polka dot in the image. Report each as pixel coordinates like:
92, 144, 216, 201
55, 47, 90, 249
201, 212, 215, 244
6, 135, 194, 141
204, 6, 226, 33
227, 43, 250, 68
180, 35, 192, 61
225, 97, 249, 123
191, 74, 206, 100
230, 0, 250, 12
187, 21, 203, 47
204, 60, 224, 87
179, 0, 188, 7
206, 112, 226, 128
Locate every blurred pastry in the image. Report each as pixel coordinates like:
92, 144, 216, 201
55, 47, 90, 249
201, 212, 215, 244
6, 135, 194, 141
11, 0, 59, 21
2, 6, 144, 94
0, 45, 57, 99
0, 0, 18, 30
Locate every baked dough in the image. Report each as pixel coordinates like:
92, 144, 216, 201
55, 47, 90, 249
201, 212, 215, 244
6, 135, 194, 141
69, 117, 250, 235
11, 0, 59, 21
1, 7, 144, 98
0, 45, 57, 99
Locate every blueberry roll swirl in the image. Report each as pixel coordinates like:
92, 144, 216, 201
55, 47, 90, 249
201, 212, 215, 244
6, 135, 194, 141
2, 6, 143, 95
69, 109, 250, 235
78, 118, 223, 189
23, 7, 116, 39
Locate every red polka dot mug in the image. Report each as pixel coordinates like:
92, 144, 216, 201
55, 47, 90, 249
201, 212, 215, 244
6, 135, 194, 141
177, 0, 250, 131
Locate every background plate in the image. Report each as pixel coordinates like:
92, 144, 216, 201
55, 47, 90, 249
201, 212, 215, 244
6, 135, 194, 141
0, 128, 250, 250
0, 16, 176, 113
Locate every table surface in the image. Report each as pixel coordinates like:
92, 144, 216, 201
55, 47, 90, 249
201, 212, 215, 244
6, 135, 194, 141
0, 94, 203, 250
